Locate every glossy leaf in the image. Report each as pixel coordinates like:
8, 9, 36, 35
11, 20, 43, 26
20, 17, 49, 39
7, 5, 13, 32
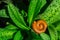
28, 0, 38, 26
35, 0, 60, 25
40, 33, 50, 40
5, 24, 18, 29
8, 3, 30, 30
13, 31, 23, 40
0, 28, 17, 39
34, 0, 46, 18
8, 3, 26, 25
48, 25, 58, 40
28, 0, 46, 26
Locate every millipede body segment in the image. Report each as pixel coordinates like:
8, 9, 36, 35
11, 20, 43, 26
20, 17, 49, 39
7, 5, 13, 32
32, 20, 47, 34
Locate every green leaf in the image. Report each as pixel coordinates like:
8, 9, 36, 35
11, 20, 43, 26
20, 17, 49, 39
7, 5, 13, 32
56, 24, 60, 31
58, 32, 60, 40
48, 25, 58, 40
13, 31, 23, 40
35, 0, 60, 25
8, 3, 30, 30
28, 0, 38, 26
8, 3, 26, 26
40, 33, 50, 40
5, 24, 18, 29
28, 0, 46, 26
0, 28, 17, 39
34, 0, 46, 18
0, 9, 9, 18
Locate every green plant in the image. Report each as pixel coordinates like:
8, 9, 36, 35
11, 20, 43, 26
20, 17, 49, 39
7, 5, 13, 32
36, 0, 60, 25
0, 0, 60, 40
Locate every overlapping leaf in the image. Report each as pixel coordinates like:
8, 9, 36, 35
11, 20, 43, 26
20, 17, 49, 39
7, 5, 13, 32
8, 3, 30, 30
0, 28, 17, 39
40, 33, 50, 40
5, 24, 18, 29
34, 0, 46, 18
13, 31, 23, 40
48, 25, 58, 40
28, 0, 46, 26
56, 24, 60, 31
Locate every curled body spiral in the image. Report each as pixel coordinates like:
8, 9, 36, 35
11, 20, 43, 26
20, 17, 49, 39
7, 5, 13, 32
32, 20, 47, 34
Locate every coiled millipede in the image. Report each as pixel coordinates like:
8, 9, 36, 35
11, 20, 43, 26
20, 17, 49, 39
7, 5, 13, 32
32, 20, 47, 34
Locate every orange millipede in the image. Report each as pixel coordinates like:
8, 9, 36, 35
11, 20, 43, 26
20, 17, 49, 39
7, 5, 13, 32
32, 20, 47, 34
